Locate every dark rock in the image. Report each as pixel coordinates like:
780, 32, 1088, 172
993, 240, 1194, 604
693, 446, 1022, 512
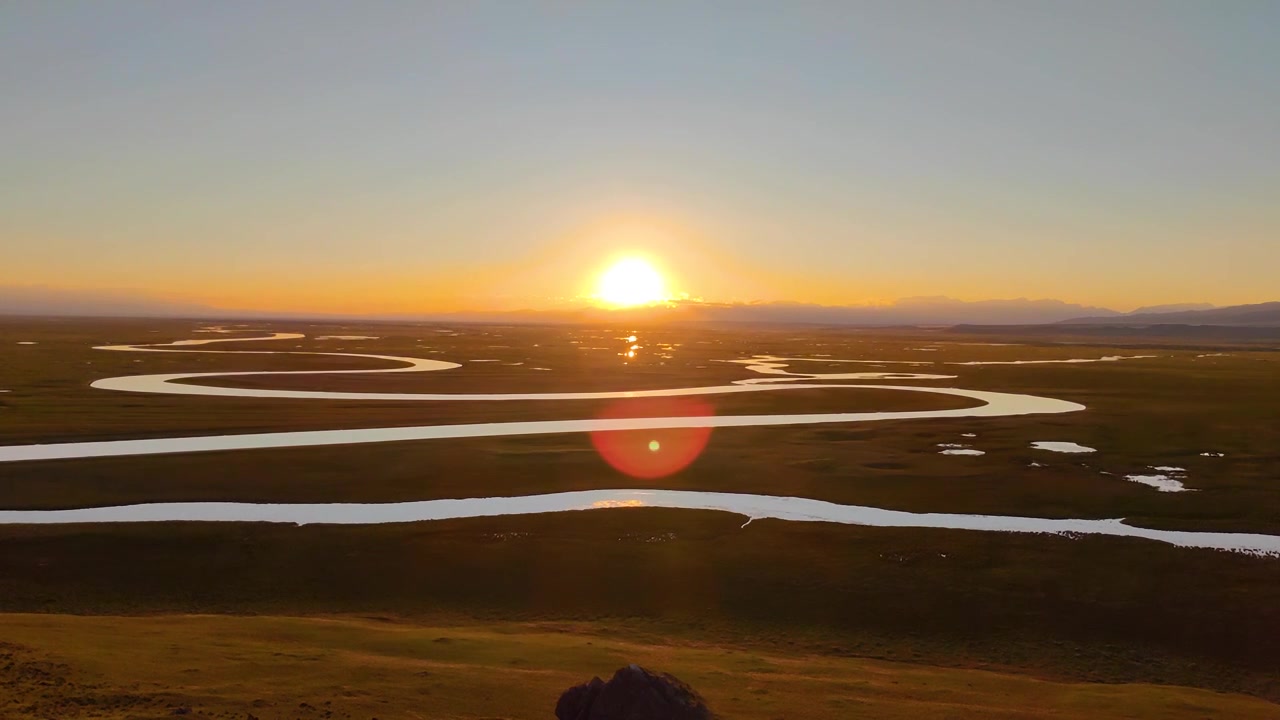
556, 675, 605, 720
556, 664, 716, 720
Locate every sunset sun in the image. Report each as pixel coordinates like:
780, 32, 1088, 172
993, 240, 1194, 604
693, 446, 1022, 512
595, 257, 668, 307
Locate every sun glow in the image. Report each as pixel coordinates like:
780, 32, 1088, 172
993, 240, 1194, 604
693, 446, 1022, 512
595, 258, 667, 307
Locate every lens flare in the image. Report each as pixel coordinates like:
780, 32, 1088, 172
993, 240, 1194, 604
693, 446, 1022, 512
590, 397, 714, 478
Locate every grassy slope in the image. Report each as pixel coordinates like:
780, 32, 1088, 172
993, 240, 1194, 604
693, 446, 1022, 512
3, 613, 1277, 720
3, 511, 1279, 700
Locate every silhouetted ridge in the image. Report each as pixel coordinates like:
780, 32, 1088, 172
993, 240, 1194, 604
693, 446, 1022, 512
1060, 301, 1280, 327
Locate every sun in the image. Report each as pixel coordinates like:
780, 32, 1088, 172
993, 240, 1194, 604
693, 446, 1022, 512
595, 257, 668, 307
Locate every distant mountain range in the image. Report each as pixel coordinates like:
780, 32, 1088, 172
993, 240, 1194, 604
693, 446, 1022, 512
1059, 301, 1280, 327
2, 284, 1275, 327
1125, 303, 1216, 315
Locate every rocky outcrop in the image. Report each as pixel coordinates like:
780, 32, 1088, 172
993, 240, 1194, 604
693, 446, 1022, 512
556, 664, 716, 720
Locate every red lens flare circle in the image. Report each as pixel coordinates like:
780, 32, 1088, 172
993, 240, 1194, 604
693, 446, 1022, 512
589, 397, 714, 479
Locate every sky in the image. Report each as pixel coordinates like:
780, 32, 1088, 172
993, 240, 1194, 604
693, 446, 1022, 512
2, 1, 1277, 314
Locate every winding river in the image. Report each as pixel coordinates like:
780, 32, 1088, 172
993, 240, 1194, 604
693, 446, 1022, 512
0, 335, 1081, 462
1, 489, 1277, 556
2, 331, 1277, 557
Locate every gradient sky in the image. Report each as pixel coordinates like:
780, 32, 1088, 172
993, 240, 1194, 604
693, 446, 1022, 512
3, 1, 1277, 313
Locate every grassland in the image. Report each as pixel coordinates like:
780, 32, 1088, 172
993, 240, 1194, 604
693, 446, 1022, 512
4, 614, 1280, 720
1, 317, 1278, 716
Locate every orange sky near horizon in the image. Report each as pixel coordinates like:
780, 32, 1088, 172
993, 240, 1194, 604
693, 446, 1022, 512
7, 207, 1275, 315
5, 232, 1276, 316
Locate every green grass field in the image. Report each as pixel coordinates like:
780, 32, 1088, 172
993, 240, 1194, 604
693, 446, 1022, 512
1, 318, 1278, 716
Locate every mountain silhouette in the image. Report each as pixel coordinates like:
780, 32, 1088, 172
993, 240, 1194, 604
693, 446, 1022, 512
1060, 302, 1280, 327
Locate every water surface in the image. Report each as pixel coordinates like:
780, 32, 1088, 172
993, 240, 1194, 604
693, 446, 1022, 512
0, 489, 1273, 557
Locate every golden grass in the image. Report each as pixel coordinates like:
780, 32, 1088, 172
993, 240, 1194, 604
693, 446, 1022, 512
2, 613, 1275, 719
